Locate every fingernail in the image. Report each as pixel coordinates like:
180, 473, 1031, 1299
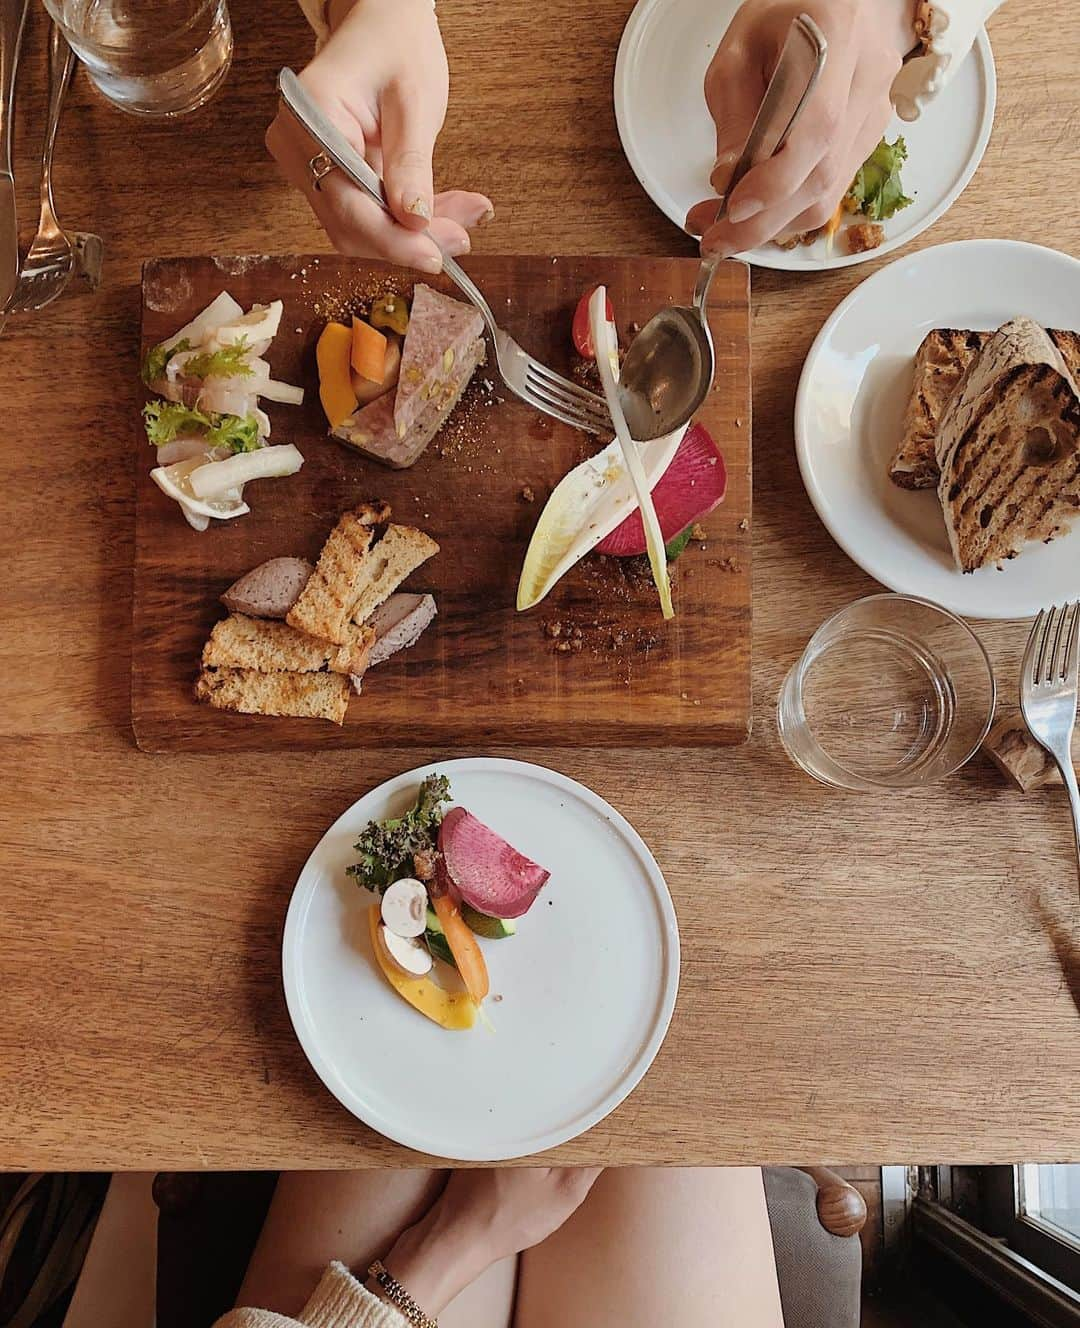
727, 198, 763, 225
477, 205, 496, 227
421, 253, 443, 274
701, 240, 734, 261
712, 149, 737, 172
443, 234, 471, 258
404, 194, 432, 221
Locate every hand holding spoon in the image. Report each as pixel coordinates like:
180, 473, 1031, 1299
616, 14, 828, 442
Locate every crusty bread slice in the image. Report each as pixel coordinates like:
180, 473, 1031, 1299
195, 668, 350, 724
202, 613, 374, 675
349, 525, 440, 627
936, 318, 1080, 571
890, 327, 1080, 489
286, 502, 391, 644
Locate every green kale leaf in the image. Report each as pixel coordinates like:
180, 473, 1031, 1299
347, 774, 453, 892
143, 400, 262, 454
846, 137, 914, 222
179, 338, 255, 381
142, 338, 192, 386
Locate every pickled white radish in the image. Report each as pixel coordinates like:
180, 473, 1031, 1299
381, 879, 429, 938
156, 290, 243, 357
260, 378, 305, 405
188, 444, 303, 499
208, 300, 284, 348
379, 924, 433, 976
151, 458, 250, 522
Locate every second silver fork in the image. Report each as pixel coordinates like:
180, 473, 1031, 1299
1020, 601, 1080, 902
5, 23, 102, 320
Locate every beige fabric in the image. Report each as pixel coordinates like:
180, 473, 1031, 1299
215, 1262, 408, 1328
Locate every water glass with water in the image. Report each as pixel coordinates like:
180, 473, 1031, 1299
42, 0, 232, 117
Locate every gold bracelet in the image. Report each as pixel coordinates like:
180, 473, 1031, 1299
368, 1260, 438, 1328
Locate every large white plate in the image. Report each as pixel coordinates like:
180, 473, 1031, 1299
614, 0, 996, 270
795, 239, 1080, 621
282, 758, 680, 1161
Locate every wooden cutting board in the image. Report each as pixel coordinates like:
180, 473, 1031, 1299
132, 254, 751, 752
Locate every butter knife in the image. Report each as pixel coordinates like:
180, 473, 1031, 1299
0, 0, 29, 308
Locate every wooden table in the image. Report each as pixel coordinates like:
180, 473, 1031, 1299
1, 0, 1077, 1170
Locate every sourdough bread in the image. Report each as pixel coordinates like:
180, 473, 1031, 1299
936, 318, 1080, 571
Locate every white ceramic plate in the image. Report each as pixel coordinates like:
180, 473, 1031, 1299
795, 239, 1080, 621
282, 758, 680, 1161
614, 0, 996, 270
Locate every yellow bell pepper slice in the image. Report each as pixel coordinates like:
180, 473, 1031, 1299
316, 322, 358, 429
368, 906, 477, 1031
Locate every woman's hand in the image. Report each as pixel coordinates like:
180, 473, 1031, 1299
266, 0, 493, 273
378, 1169, 602, 1313
686, 0, 915, 256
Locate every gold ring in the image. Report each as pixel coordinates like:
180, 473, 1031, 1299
308, 152, 336, 192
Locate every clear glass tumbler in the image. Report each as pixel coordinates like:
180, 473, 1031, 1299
42, 0, 232, 117
777, 593, 996, 791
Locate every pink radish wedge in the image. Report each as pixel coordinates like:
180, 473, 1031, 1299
595, 423, 727, 556
438, 808, 550, 920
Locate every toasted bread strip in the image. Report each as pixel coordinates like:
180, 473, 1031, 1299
287, 502, 391, 644
350, 525, 440, 627
195, 668, 350, 724
202, 613, 374, 675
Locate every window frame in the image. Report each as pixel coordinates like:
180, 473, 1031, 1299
982, 1165, 1080, 1294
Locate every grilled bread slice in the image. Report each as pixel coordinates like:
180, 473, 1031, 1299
195, 668, 351, 724
286, 502, 391, 644
936, 318, 1080, 572
349, 524, 440, 627
890, 327, 1080, 489
202, 613, 375, 676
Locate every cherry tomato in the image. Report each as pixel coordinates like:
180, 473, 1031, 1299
572, 286, 614, 359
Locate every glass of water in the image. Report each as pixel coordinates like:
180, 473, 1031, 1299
777, 593, 996, 791
42, 0, 232, 117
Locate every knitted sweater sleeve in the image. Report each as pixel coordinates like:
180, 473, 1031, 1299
213, 1262, 410, 1328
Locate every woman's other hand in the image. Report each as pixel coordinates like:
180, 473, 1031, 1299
686, 0, 915, 255
266, 0, 493, 273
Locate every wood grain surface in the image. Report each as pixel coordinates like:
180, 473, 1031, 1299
133, 254, 751, 751
0, 0, 1077, 1170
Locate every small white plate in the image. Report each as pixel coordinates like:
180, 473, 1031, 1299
795, 239, 1080, 621
614, 0, 996, 270
282, 758, 680, 1161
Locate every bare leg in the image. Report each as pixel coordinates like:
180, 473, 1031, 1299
514, 1168, 783, 1328
235, 1171, 516, 1328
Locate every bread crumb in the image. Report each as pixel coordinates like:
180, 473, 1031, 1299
521, 485, 535, 503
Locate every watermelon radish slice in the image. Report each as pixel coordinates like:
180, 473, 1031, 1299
438, 807, 550, 919
594, 423, 727, 557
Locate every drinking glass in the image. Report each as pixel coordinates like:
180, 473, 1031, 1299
777, 593, 996, 791
41, 0, 233, 117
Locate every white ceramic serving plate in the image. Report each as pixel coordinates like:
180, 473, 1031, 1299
283, 758, 680, 1161
795, 239, 1080, 621
614, 0, 995, 270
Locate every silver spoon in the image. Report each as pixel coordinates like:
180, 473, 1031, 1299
617, 14, 827, 441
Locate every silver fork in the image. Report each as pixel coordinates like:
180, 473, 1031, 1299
277, 69, 612, 435
1020, 601, 1080, 901
5, 23, 102, 317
